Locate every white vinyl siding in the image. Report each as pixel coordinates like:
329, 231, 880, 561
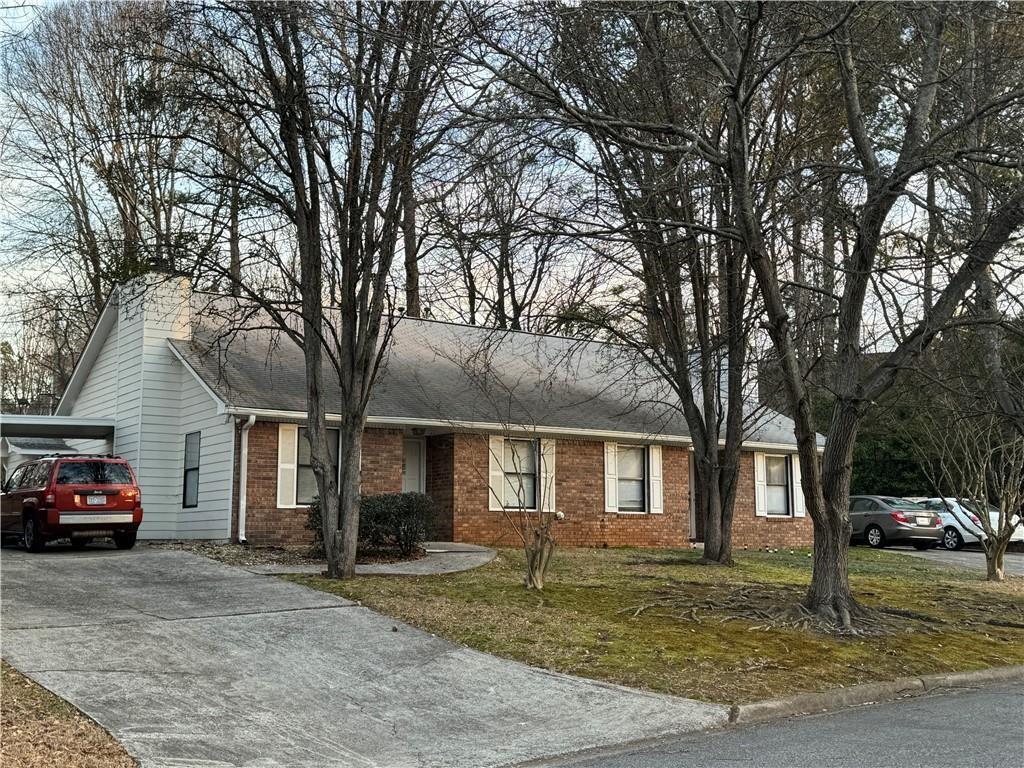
67, 317, 119, 456
67, 277, 233, 539
173, 364, 234, 537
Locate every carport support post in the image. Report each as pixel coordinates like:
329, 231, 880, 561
237, 415, 256, 543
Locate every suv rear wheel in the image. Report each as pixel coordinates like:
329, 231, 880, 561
113, 530, 137, 550
22, 514, 46, 553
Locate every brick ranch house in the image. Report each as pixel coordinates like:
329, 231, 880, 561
49, 276, 820, 550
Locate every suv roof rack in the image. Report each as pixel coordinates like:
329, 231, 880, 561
41, 453, 121, 460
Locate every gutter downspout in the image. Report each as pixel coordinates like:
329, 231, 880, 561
237, 414, 256, 544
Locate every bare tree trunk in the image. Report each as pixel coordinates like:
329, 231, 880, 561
228, 178, 242, 296
337, 418, 364, 579
984, 536, 1008, 582
402, 173, 420, 317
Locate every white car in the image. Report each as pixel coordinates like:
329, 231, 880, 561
911, 497, 1024, 551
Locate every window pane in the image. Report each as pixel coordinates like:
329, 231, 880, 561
184, 433, 201, 469
766, 485, 788, 515
617, 446, 645, 479
297, 467, 318, 505
504, 439, 536, 473
618, 478, 645, 511
766, 456, 787, 485
183, 470, 199, 507
298, 428, 339, 467
504, 474, 536, 509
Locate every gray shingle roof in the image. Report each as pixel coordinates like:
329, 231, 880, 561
170, 317, 810, 446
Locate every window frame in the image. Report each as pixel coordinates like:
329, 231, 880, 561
616, 444, 647, 514
4, 464, 27, 493
763, 454, 791, 517
502, 438, 539, 511
296, 427, 340, 506
182, 432, 201, 508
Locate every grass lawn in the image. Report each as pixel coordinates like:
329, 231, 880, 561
288, 547, 1024, 705
0, 662, 135, 768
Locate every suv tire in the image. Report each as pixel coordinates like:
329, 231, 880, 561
23, 514, 46, 553
113, 530, 137, 550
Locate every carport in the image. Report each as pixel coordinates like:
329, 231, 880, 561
1, 414, 115, 481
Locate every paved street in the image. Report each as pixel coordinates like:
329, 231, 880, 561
531, 683, 1024, 768
889, 546, 1024, 575
0, 545, 725, 768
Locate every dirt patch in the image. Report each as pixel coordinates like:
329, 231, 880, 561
1, 662, 135, 768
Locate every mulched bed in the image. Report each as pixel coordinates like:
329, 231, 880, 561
1, 662, 135, 768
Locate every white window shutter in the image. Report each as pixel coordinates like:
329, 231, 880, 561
754, 452, 767, 517
604, 442, 618, 513
790, 455, 805, 517
488, 436, 505, 511
540, 439, 556, 513
277, 424, 298, 508
648, 445, 663, 514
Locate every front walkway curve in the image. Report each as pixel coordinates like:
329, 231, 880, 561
1, 546, 727, 768
243, 541, 496, 577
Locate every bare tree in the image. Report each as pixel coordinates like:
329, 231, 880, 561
168, 1, 465, 578
471, 2, 1024, 624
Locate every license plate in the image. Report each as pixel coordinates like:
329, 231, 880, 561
916, 517, 931, 526
86, 495, 107, 506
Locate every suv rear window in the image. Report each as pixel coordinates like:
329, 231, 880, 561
56, 461, 133, 485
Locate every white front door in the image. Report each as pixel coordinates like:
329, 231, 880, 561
402, 439, 425, 493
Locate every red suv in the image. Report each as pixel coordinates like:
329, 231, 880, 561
0, 456, 143, 552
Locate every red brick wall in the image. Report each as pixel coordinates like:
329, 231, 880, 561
425, 434, 454, 540
236, 422, 814, 550
729, 452, 815, 549
239, 422, 403, 546
448, 435, 691, 548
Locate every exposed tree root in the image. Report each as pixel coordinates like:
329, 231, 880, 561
619, 582, 949, 636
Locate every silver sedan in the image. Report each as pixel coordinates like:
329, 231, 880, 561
849, 496, 943, 550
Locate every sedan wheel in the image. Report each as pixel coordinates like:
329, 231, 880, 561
866, 525, 886, 549
943, 527, 964, 551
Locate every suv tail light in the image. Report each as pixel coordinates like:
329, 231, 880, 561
120, 488, 138, 501
890, 511, 910, 525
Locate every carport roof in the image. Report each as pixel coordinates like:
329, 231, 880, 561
0, 414, 115, 440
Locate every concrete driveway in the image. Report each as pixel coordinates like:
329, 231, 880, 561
1, 545, 726, 768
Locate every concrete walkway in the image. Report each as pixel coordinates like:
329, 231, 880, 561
244, 541, 496, 576
1, 546, 726, 768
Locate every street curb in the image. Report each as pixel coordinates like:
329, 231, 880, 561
728, 665, 1024, 724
